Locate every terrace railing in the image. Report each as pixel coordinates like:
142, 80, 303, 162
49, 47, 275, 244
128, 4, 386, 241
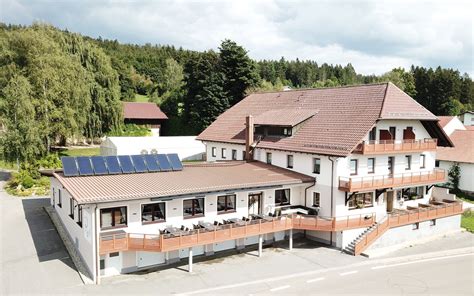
339, 169, 446, 192
353, 138, 437, 154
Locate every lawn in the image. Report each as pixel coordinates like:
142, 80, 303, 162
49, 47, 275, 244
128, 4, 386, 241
135, 94, 150, 102
461, 211, 474, 233
59, 147, 100, 157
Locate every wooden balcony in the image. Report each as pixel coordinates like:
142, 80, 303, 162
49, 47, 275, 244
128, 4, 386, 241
353, 138, 437, 155
353, 200, 463, 255
99, 213, 376, 255
338, 169, 446, 192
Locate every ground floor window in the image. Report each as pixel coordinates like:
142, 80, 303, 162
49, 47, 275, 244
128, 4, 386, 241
313, 192, 320, 207
100, 206, 127, 229
69, 198, 75, 219
217, 194, 236, 213
77, 205, 83, 227
397, 186, 424, 201
412, 222, 419, 230
430, 219, 436, 226
141, 202, 166, 223
275, 189, 290, 206
348, 192, 373, 209
183, 198, 205, 218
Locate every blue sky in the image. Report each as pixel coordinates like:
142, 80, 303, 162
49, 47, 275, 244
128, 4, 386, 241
2, 0, 472, 76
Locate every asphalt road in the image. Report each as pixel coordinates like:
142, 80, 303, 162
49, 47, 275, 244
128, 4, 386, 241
179, 253, 474, 295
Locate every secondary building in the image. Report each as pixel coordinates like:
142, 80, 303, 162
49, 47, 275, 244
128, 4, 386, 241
48, 83, 463, 283
123, 102, 168, 136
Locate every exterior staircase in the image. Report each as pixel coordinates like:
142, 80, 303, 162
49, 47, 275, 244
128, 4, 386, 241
342, 222, 378, 255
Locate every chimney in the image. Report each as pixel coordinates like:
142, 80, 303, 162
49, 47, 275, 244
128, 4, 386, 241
245, 115, 254, 161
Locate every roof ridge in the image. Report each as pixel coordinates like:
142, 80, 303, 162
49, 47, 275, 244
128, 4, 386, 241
248, 82, 390, 95
378, 82, 390, 119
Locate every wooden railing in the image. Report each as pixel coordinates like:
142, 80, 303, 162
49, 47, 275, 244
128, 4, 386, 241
99, 213, 376, 255
339, 169, 446, 192
354, 138, 437, 154
353, 201, 463, 255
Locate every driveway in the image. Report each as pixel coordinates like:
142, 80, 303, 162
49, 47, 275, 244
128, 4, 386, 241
0, 182, 83, 295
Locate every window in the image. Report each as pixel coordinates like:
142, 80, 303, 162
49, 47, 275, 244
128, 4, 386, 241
405, 155, 411, 170
100, 207, 127, 229
266, 152, 272, 164
287, 155, 294, 169
313, 192, 320, 207
412, 223, 419, 230
212, 147, 217, 157
399, 186, 424, 201
348, 192, 373, 209
52, 188, 56, 207
275, 189, 290, 206
232, 149, 237, 160
313, 158, 321, 174
100, 259, 105, 270
367, 158, 375, 174
430, 219, 436, 226
283, 127, 292, 136
420, 154, 426, 168
77, 205, 83, 227
183, 198, 205, 218
110, 252, 119, 257
435, 160, 440, 167
350, 159, 358, 175
221, 148, 227, 159
388, 156, 394, 174
141, 202, 166, 223
69, 198, 74, 219
217, 194, 236, 213
369, 127, 377, 141
242, 151, 246, 160
389, 126, 396, 140
58, 189, 62, 208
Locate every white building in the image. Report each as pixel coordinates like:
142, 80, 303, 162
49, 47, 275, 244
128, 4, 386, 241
48, 83, 463, 283
459, 111, 474, 126
100, 136, 205, 161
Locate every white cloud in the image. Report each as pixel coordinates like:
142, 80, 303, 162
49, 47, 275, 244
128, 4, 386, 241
2, 0, 472, 75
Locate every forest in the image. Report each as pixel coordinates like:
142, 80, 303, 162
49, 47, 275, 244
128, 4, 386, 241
1, 23, 473, 168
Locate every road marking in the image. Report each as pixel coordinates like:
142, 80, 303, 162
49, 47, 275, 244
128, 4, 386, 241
306, 277, 325, 283
371, 253, 474, 270
339, 270, 358, 276
269, 285, 290, 292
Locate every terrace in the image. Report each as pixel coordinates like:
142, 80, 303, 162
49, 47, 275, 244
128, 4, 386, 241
338, 168, 446, 192
353, 138, 437, 155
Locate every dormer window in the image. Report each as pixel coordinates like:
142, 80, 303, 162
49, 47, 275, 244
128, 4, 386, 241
252, 109, 317, 138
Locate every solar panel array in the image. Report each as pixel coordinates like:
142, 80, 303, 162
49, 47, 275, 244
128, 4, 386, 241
61, 154, 183, 177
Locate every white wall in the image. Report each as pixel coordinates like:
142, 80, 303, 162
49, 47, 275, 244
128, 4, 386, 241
460, 113, 474, 126
442, 117, 466, 136
438, 160, 474, 192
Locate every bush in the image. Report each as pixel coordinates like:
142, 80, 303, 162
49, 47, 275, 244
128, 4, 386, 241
22, 174, 34, 189
107, 124, 151, 137
36, 153, 62, 169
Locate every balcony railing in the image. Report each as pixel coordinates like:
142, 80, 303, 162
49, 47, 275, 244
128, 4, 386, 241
339, 168, 446, 192
353, 200, 463, 255
99, 213, 376, 255
354, 138, 437, 154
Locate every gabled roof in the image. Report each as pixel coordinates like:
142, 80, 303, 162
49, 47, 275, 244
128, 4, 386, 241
437, 130, 474, 164
54, 161, 314, 204
197, 83, 443, 156
123, 102, 168, 120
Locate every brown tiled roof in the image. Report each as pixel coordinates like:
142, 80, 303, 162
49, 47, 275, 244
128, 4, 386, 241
437, 116, 455, 128
54, 161, 314, 204
437, 130, 474, 164
123, 102, 168, 120
197, 83, 438, 156
254, 109, 318, 126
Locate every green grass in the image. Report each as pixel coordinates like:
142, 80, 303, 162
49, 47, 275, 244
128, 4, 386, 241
135, 94, 150, 102
59, 147, 100, 157
461, 211, 474, 233
456, 190, 474, 204
0, 159, 17, 170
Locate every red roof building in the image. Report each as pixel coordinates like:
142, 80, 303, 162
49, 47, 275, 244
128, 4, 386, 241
123, 102, 168, 135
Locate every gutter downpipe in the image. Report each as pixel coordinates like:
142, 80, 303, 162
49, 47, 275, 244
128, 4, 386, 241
328, 156, 339, 247
94, 204, 100, 285
303, 178, 317, 238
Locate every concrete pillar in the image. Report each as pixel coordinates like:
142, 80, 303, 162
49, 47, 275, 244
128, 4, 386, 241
258, 235, 263, 257
188, 248, 193, 273
289, 229, 293, 251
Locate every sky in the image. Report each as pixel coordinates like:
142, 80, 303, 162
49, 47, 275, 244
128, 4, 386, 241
2, 0, 473, 76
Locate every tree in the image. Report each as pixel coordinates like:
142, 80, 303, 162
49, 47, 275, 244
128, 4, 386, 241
0, 74, 43, 165
380, 68, 417, 97
219, 40, 260, 105
448, 162, 461, 191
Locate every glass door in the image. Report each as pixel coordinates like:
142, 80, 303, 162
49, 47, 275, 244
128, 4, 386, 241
248, 193, 262, 216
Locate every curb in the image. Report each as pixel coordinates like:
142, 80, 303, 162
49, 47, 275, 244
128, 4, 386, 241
44, 206, 94, 285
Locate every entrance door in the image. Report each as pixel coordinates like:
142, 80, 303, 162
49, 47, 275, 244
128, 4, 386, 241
386, 191, 394, 212
248, 193, 262, 216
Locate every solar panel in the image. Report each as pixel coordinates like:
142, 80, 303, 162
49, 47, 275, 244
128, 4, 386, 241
167, 153, 183, 171
61, 157, 79, 177
118, 155, 135, 173
105, 156, 122, 174
156, 154, 172, 171
144, 154, 161, 172
90, 156, 108, 175
131, 155, 148, 173
77, 157, 94, 176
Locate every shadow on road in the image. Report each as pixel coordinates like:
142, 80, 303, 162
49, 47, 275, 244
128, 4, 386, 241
0, 171, 11, 181
21, 198, 76, 271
